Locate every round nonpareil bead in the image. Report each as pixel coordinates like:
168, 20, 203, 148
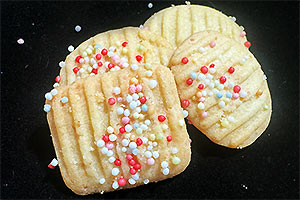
131, 64, 138, 70
109, 134, 117, 142
201, 111, 207, 118
181, 57, 189, 64
158, 115, 166, 122
186, 78, 193, 85
209, 68, 216, 74
228, 67, 235, 74
153, 151, 159, 159
161, 161, 168, 168
226, 92, 232, 98
219, 76, 227, 84
149, 80, 157, 88
113, 87, 121, 95
125, 124, 133, 132
172, 147, 178, 154
216, 92, 223, 99
141, 104, 148, 112
244, 41, 251, 48
221, 119, 229, 127
99, 178, 106, 184
202, 91, 207, 96
183, 110, 188, 118
97, 139, 105, 147
101, 147, 108, 154
117, 107, 124, 115
108, 98, 116, 105
107, 126, 114, 133
124, 109, 130, 116
200, 97, 205, 102
179, 120, 185, 126
190, 72, 197, 80
228, 116, 235, 122
108, 156, 116, 163
122, 117, 130, 125
129, 142, 137, 149
107, 150, 113, 157
128, 178, 136, 185
45, 92, 53, 101
240, 91, 247, 98
182, 99, 190, 107
198, 84, 204, 90
132, 149, 139, 155
118, 178, 126, 186
136, 55, 143, 62
162, 168, 170, 175
233, 85, 241, 93
61, 97, 68, 103
145, 151, 152, 158
209, 41, 216, 48
147, 158, 155, 165
112, 181, 119, 189
218, 101, 225, 108
43, 104, 51, 112
200, 66, 208, 74
233, 93, 239, 99
198, 102, 205, 110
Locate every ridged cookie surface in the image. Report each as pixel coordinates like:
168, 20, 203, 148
144, 4, 247, 48
46, 65, 191, 195
59, 27, 173, 86
169, 31, 272, 148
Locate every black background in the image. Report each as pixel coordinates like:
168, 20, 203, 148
1, 1, 299, 199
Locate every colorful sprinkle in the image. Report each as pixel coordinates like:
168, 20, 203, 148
181, 57, 189, 64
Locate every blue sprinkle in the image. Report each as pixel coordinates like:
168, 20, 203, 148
94, 44, 101, 49
226, 92, 232, 98
141, 104, 148, 112
134, 123, 139, 129
216, 92, 223, 99
190, 72, 197, 80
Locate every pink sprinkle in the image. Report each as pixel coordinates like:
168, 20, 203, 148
200, 97, 205, 102
17, 38, 24, 44
117, 97, 123, 102
122, 117, 130, 125
112, 55, 119, 61
136, 84, 142, 92
189, 139, 192, 143
106, 142, 114, 150
233, 93, 239, 99
209, 41, 216, 48
129, 85, 136, 93
147, 158, 155, 165
240, 31, 246, 37
201, 111, 207, 118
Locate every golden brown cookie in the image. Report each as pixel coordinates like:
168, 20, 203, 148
169, 31, 272, 148
144, 4, 248, 48
58, 27, 173, 86
45, 65, 191, 195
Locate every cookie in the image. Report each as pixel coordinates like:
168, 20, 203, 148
58, 27, 173, 86
144, 4, 248, 48
45, 65, 191, 195
169, 31, 272, 148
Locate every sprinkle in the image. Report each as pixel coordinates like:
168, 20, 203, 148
61, 97, 68, 103
125, 124, 133, 132
198, 84, 204, 90
132, 149, 140, 155
101, 147, 108, 154
233, 93, 239, 99
109, 134, 117, 142
181, 57, 189, 64
45, 92, 53, 101
182, 99, 190, 107
97, 139, 105, 147
148, 2, 153, 8
161, 161, 168, 168
113, 87, 121, 95
136, 55, 143, 62
190, 72, 197, 80
179, 120, 185, 126
144, 179, 150, 184
112, 168, 120, 176
172, 157, 181, 165
201, 111, 207, 118
263, 75, 267, 80
153, 142, 157, 147
58, 61, 65, 68
216, 92, 223, 99
197, 102, 205, 110
209, 42, 216, 48
43, 104, 51, 112
209, 68, 216, 74
49, 158, 58, 167
147, 158, 155, 165
107, 150, 113, 157
131, 64, 138, 71
140, 104, 148, 112
107, 126, 114, 134
74, 25, 81, 32
145, 120, 151, 125
162, 124, 168, 130
149, 80, 157, 88
132, 173, 140, 180
129, 101, 138, 109
68, 45, 74, 52
218, 101, 225, 108
240, 91, 247, 98
112, 181, 119, 189
145, 151, 152, 158
263, 104, 269, 110
99, 178, 106, 184
233, 85, 241, 93
117, 107, 124, 115
221, 119, 229, 127
228, 116, 235, 122
172, 148, 178, 154
240, 31, 246, 37
129, 178, 136, 185
226, 92, 232, 98
153, 151, 159, 158
122, 147, 127, 152
199, 47, 205, 53
17, 38, 24, 44
183, 110, 188, 118
162, 168, 170, 175
109, 157, 116, 163
244, 41, 251, 48
200, 66, 208, 74
158, 115, 166, 122
198, 73, 206, 80
149, 134, 155, 141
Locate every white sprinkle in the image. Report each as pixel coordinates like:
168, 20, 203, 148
50, 89, 58, 96
123, 63, 129, 68
124, 109, 130, 117
17, 38, 24, 44
132, 93, 139, 101
228, 116, 235, 122
145, 151, 152, 158
153, 142, 157, 147
43, 104, 51, 112
109, 46, 116, 52
45, 92, 53, 101
209, 68, 216, 74
85, 57, 90, 63
79, 68, 85, 74
172, 147, 178, 154
136, 107, 141, 113
107, 126, 114, 134
228, 81, 235, 88
53, 83, 59, 88
146, 71, 153, 77
113, 87, 121, 95
99, 178, 106, 184
132, 148, 139, 155
207, 74, 213, 80
107, 52, 114, 57
263, 74, 267, 80
112, 168, 120, 176
209, 83, 215, 89
147, 145, 153, 151
50, 158, 58, 166
199, 47, 205, 53
202, 90, 207, 96
132, 173, 139, 180
112, 181, 119, 189
240, 25, 245, 30
144, 179, 150, 184
61, 97, 68, 103
122, 139, 129, 146
107, 150, 113, 157
126, 95, 133, 103
108, 157, 115, 163
68, 45, 74, 52
161, 161, 168, 169
183, 110, 189, 118
162, 124, 168, 130
240, 91, 247, 98
79, 58, 85, 64
198, 102, 205, 110
75, 25, 81, 32
218, 84, 224, 90
96, 139, 105, 147
148, 3, 153, 8
179, 120, 185, 126
162, 168, 170, 175
145, 120, 151, 125
117, 107, 124, 115
141, 137, 148, 144
122, 147, 127, 152
128, 178, 136, 185
109, 134, 117, 142
129, 101, 137, 109
125, 124, 133, 132
219, 101, 225, 108
101, 147, 108, 154
208, 91, 214, 96
129, 142, 137, 149
153, 151, 159, 159
149, 80, 157, 89
204, 79, 210, 85
198, 73, 206, 80
131, 64, 139, 71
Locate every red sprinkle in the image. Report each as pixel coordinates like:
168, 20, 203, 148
186, 78, 193, 85
139, 96, 147, 104
219, 76, 227, 84
75, 56, 82, 63
136, 55, 143, 62
97, 62, 103, 67
56, 76, 61, 83
136, 138, 143, 146
129, 159, 136, 166
200, 66, 208, 74
108, 98, 116, 105
166, 136, 172, 142
101, 48, 108, 56
102, 135, 109, 143
114, 159, 121, 166
119, 127, 125, 134
92, 68, 98, 74
48, 164, 55, 169
209, 64, 215, 68
181, 57, 189, 64
126, 154, 133, 161
96, 54, 101, 60
158, 115, 166, 122
118, 178, 126, 186
129, 168, 137, 175
233, 85, 241, 93
73, 67, 79, 74
244, 41, 251, 48
182, 99, 190, 107
198, 84, 204, 90
108, 63, 114, 69
134, 163, 141, 170
228, 67, 235, 74
122, 42, 128, 47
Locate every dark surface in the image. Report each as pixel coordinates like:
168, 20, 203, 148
1, 1, 299, 199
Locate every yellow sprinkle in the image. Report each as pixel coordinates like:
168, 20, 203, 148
122, 47, 128, 54
221, 119, 229, 128
172, 157, 181, 165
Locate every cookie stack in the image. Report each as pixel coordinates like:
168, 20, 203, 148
44, 4, 272, 195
